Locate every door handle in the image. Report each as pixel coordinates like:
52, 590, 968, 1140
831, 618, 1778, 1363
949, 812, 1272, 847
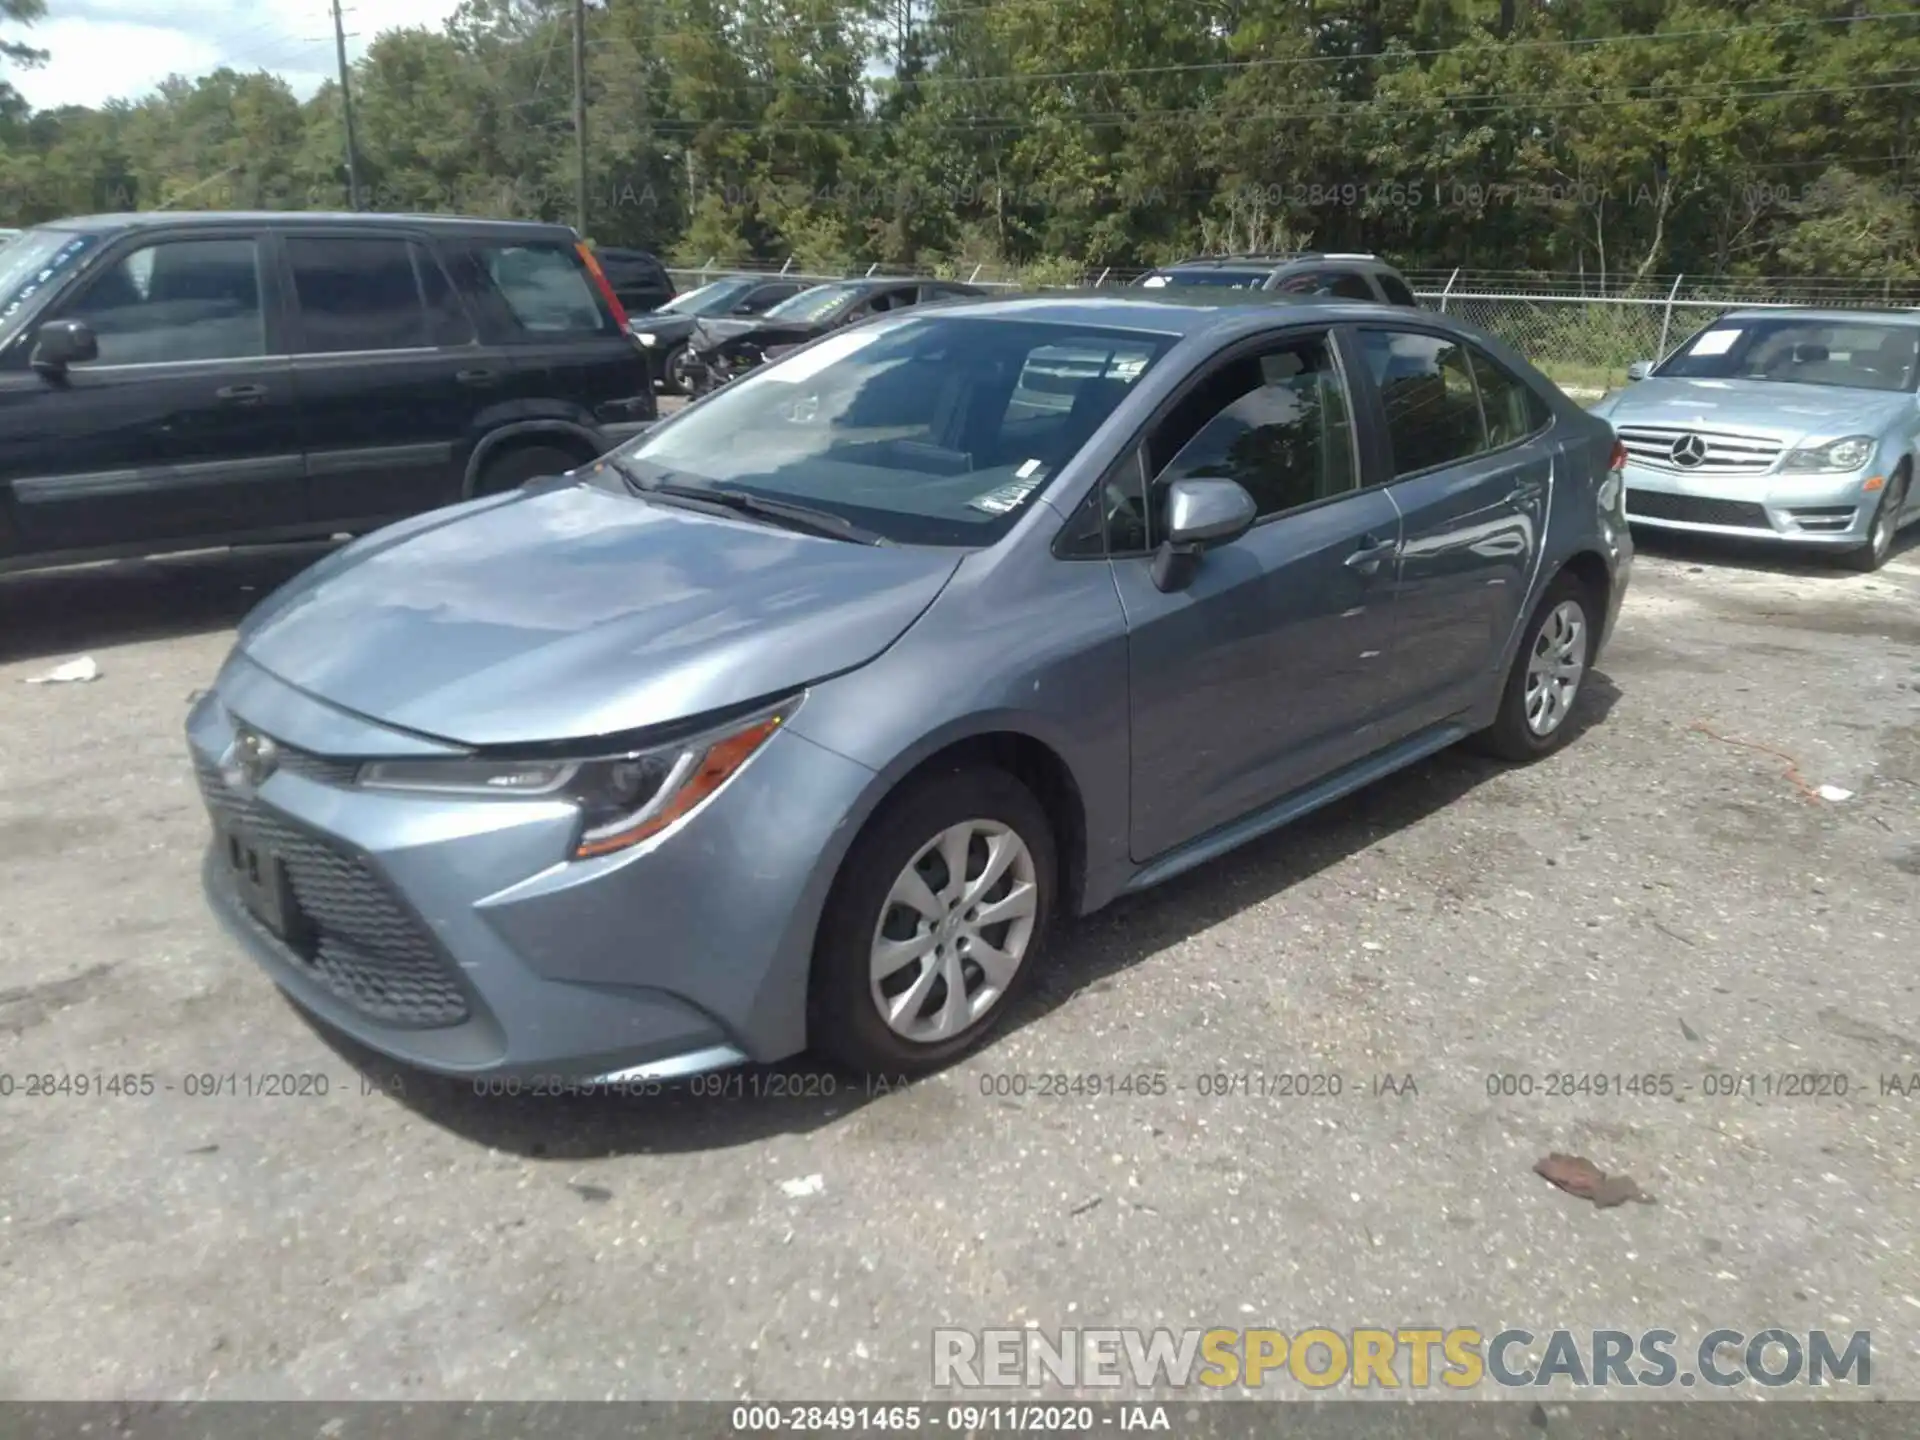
1344, 532, 1395, 574
456, 368, 500, 387
1507, 477, 1546, 504
216, 383, 267, 405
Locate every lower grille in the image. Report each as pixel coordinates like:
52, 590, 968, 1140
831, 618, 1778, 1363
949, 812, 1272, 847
1625, 491, 1773, 530
196, 758, 471, 1029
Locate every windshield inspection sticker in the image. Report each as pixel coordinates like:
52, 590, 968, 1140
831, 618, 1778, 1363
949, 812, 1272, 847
968, 469, 1048, 515
1690, 328, 1741, 356
763, 328, 881, 383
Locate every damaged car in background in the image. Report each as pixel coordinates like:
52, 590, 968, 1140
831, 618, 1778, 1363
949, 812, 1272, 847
682, 276, 988, 393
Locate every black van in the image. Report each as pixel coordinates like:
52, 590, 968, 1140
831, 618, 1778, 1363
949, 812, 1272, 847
0, 212, 656, 576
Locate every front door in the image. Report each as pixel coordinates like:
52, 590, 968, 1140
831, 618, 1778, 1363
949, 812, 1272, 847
1110, 329, 1404, 863
284, 230, 479, 526
0, 231, 303, 557
1351, 327, 1550, 727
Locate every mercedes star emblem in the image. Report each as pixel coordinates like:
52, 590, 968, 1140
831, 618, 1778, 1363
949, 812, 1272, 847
221, 727, 280, 789
1669, 433, 1708, 468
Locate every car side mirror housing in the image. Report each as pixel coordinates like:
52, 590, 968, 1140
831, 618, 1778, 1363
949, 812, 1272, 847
31, 318, 98, 376
1625, 360, 1653, 381
1151, 477, 1258, 592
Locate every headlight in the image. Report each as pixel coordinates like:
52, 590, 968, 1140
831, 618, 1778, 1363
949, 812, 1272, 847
635, 332, 657, 347
356, 697, 799, 859
1779, 435, 1876, 473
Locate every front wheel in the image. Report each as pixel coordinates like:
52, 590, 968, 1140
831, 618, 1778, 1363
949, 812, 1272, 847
810, 767, 1056, 1076
661, 343, 698, 396
1842, 471, 1908, 573
1470, 572, 1597, 762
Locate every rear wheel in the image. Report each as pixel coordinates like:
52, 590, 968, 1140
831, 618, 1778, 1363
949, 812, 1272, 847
473, 444, 587, 497
810, 767, 1056, 1076
1842, 468, 1908, 573
1470, 571, 1597, 763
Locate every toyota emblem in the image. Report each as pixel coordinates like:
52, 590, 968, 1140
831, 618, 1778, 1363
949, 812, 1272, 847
1669, 433, 1708, 468
221, 726, 280, 789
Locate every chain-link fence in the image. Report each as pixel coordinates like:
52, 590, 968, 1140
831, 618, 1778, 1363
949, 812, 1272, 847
661, 259, 1920, 397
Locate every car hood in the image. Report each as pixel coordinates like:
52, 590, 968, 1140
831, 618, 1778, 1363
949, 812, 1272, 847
1599, 376, 1909, 442
234, 480, 962, 748
693, 316, 828, 355
632, 313, 698, 342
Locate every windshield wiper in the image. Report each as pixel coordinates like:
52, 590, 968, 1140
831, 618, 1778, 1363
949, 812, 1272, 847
612, 463, 887, 546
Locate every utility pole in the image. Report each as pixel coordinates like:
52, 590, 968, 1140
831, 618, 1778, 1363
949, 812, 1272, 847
572, 0, 589, 238
331, 0, 363, 210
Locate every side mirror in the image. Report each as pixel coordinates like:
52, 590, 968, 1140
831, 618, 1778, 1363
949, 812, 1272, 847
1151, 477, 1257, 592
1625, 360, 1652, 381
31, 319, 98, 376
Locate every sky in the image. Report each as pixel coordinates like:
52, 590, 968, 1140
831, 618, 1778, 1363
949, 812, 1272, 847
7, 0, 469, 112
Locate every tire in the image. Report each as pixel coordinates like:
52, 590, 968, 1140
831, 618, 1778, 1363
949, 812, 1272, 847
810, 766, 1057, 1077
660, 343, 697, 397
1470, 570, 1599, 763
1842, 467, 1908, 573
473, 443, 588, 497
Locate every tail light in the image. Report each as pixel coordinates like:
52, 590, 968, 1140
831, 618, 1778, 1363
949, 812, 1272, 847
574, 242, 630, 330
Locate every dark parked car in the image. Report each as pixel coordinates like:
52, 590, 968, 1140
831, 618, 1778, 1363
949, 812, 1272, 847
631, 274, 811, 394
189, 291, 1630, 1084
0, 211, 654, 576
594, 246, 675, 315
1134, 252, 1422, 307
683, 276, 989, 392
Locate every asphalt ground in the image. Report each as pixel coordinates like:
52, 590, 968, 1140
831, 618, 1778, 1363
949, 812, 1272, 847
1, 523, 1916, 1404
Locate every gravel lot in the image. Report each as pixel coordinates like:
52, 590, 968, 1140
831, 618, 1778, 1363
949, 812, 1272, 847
1, 527, 1916, 1404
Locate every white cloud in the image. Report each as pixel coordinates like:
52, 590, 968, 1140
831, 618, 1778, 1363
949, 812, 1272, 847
7, 0, 468, 112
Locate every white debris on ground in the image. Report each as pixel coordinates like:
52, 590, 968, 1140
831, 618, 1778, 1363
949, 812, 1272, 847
23, 656, 99, 684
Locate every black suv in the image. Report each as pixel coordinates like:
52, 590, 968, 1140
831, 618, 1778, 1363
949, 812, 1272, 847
595, 246, 675, 315
1133, 252, 1422, 307
0, 212, 656, 576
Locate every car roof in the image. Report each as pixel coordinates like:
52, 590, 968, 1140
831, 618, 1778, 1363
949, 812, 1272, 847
907, 289, 1408, 338
30, 211, 580, 239
1712, 306, 1920, 328
1152, 252, 1391, 272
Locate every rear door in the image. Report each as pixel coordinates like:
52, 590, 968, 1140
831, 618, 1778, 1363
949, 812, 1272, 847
454, 235, 653, 437
1349, 326, 1551, 726
0, 227, 303, 557
284, 227, 480, 526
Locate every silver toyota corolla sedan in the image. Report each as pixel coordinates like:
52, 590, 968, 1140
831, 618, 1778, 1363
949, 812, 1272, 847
1590, 308, 1919, 571
189, 293, 1630, 1082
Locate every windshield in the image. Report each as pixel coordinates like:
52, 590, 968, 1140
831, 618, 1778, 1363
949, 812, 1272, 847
661, 278, 755, 316
762, 282, 867, 323
0, 228, 105, 334
1139, 269, 1270, 290
1656, 317, 1920, 393
615, 315, 1176, 546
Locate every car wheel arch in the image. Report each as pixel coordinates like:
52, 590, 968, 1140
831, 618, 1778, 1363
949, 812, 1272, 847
823, 722, 1092, 927
462, 421, 604, 497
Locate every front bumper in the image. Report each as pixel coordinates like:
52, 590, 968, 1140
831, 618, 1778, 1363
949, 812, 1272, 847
187, 665, 875, 1081
1622, 463, 1882, 547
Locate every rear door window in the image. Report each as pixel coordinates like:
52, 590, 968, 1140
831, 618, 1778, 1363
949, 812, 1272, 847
287, 235, 454, 353
1359, 329, 1489, 476
60, 237, 266, 364
1468, 347, 1552, 448
468, 241, 615, 337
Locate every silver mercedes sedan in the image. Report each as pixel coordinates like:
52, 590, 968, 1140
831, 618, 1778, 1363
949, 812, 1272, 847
1589, 309, 1919, 570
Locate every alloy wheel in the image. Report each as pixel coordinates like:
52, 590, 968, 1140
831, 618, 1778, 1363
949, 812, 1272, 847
869, 820, 1038, 1044
1524, 599, 1588, 737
